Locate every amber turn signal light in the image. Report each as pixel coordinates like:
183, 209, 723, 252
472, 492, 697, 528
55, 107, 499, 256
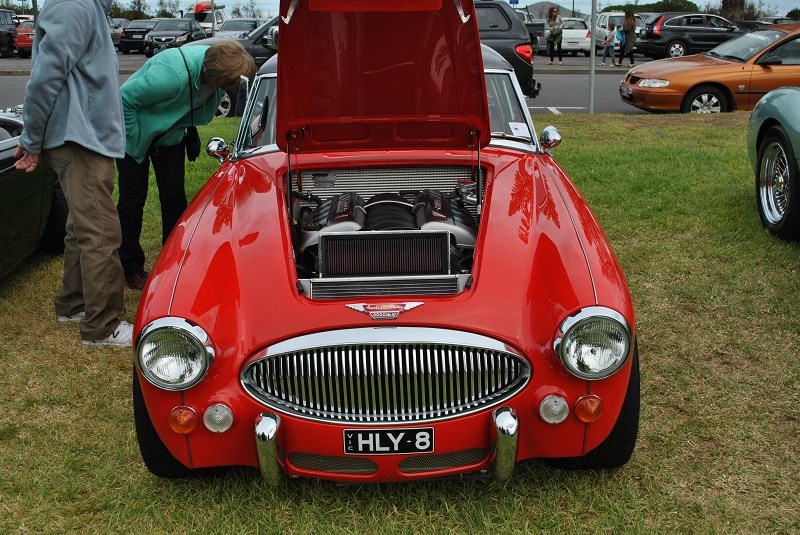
575, 395, 603, 423
169, 406, 198, 434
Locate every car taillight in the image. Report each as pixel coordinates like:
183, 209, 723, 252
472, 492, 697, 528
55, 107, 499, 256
586, 30, 591, 38
515, 43, 533, 64
653, 16, 664, 36
121, 30, 127, 38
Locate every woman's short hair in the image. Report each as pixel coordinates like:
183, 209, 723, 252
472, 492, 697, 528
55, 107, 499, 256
203, 40, 257, 90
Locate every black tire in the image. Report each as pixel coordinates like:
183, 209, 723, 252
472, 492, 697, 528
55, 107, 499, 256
18, 49, 30, 59
121, 46, 130, 54
547, 345, 640, 470
681, 85, 727, 113
570, 50, 578, 56
145, 50, 153, 58
582, 50, 590, 57
756, 125, 800, 240
666, 40, 687, 58
39, 181, 68, 254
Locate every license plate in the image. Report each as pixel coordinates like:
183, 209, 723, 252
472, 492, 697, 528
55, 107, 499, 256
620, 86, 632, 97
344, 427, 434, 455
131, 33, 141, 38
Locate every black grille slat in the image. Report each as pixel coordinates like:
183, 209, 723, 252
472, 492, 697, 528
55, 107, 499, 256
320, 233, 449, 277
242, 341, 530, 423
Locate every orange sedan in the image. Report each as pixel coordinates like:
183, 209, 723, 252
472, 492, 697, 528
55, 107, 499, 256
620, 25, 800, 113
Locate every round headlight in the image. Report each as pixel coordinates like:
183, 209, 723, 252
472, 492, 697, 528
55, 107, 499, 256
137, 318, 215, 391
554, 307, 631, 380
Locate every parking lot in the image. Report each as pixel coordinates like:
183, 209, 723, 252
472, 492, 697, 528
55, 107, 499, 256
0, 52, 653, 115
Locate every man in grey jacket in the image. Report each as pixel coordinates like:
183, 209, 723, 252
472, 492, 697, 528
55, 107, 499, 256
14, 0, 132, 347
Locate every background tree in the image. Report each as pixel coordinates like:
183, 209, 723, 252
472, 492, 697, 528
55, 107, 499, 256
154, 0, 179, 17
788, 7, 800, 18
125, 0, 149, 20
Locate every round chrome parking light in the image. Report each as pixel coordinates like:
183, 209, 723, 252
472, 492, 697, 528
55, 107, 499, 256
137, 318, 215, 391
554, 307, 631, 380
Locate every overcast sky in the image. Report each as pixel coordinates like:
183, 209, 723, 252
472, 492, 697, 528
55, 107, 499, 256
240, 0, 797, 19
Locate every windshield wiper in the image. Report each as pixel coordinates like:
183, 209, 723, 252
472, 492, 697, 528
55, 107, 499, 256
490, 132, 532, 143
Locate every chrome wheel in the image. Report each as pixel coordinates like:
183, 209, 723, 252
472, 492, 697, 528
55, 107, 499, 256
688, 92, 722, 113
758, 140, 790, 226
682, 86, 726, 114
216, 92, 232, 118
667, 41, 686, 57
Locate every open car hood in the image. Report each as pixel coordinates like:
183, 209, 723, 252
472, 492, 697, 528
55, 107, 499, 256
276, 0, 490, 154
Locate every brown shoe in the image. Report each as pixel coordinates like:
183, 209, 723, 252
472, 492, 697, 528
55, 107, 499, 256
125, 271, 148, 290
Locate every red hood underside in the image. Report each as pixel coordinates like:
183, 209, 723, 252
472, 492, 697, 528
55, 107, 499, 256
276, 0, 490, 153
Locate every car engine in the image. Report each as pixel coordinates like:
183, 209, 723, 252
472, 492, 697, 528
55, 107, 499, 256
293, 188, 479, 280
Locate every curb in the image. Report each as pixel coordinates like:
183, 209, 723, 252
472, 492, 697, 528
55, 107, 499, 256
0, 69, 139, 76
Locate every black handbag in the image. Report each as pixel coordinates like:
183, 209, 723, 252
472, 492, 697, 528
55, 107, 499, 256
179, 50, 201, 162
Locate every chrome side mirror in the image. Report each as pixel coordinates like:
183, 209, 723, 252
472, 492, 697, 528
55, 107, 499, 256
539, 126, 562, 154
207, 138, 230, 162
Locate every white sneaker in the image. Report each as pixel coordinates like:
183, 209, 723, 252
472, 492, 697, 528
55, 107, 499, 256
82, 321, 134, 348
58, 311, 85, 323
599, 62, 605, 66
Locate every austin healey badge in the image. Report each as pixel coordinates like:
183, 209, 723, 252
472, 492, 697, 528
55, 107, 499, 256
346, 302, 423, 320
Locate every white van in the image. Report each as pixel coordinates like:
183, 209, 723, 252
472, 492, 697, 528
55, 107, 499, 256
594, 11, 646, 51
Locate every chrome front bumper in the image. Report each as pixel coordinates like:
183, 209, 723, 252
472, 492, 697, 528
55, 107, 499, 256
254, 407, 519, 484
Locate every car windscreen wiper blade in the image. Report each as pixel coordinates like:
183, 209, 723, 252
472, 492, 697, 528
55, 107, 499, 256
490, 132, 532, 143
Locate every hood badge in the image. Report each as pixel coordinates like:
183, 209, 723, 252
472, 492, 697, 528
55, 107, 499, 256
346, 302, 423, 320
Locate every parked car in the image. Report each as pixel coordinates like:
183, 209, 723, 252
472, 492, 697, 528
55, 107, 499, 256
120, 19, 160, 54
748, 86, 800, 240
757, 16, 798, 25
475, 0, 539, 97
0, 9, 17, 58
14, 19, 33, 59
637, 12, 745, 59
0, 108, 67, 281
113, 18, 131, 29
594, 11, 646, 52
619, 26, 800, 113
133, 0, 638, 484
215, 18, 265, 39
514, 8, 546, 53
107, 15, 122, 48
545, 17, 591, 56
144, 18, 206, 57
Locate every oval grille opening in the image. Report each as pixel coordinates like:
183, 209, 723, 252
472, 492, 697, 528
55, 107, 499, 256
241, 331, 530, 424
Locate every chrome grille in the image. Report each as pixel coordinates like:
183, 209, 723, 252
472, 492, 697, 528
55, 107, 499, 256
241, 328, 530, 424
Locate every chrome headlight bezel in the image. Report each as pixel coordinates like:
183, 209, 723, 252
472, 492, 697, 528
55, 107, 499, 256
554, 307, 632, 380
136, 317, 215, 391
638, 78, 670, 88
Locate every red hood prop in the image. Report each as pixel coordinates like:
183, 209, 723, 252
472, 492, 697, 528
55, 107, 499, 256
276, 0, 490, 154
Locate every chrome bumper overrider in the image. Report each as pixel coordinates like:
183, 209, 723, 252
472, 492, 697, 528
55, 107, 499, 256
491, 407, 519, 482
255, 412, 283, 485
254, 407, 519, 484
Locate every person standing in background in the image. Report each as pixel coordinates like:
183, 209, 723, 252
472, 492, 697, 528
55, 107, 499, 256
600, 22, 617, 66
617, 10, 637, 67
546, 6, 564, 65
116, 40, 256, 290
14, 0, 132, 348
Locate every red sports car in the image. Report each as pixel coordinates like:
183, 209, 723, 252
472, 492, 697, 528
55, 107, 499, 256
15, 20, 33, 59
134, 0, 639, 484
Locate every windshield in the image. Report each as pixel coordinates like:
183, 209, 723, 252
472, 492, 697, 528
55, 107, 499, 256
154, 19, 191, 31
220, 20, 258, 32
708, 29, 787, 61
239, 72, 531, 151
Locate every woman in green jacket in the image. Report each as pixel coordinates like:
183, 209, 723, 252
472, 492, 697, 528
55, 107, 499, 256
116, 40, 255, 289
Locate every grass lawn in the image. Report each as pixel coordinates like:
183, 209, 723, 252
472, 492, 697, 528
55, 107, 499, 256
0, 113, 798, 534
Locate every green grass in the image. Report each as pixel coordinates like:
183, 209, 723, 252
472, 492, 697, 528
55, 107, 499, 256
1, 113, 798, 534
